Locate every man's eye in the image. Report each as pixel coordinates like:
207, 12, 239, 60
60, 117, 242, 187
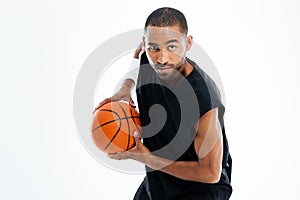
149, 46, 159, 51
168, 45, 177, 51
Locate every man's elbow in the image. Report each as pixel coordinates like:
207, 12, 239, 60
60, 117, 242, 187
207, 163, 222, 183
194, 162, 222, 183
208, 173, 221, 184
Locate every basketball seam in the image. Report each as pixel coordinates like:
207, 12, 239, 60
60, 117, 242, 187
117, 102, 131, 151
92, 115, 139, 132
92, 108, 138, 132
101, 109, 122, 152
130, 106, 142, 134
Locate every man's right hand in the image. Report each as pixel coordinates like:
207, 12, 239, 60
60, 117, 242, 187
93, 79, 135, 114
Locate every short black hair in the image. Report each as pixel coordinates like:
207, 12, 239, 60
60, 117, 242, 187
144, 7, 188, 34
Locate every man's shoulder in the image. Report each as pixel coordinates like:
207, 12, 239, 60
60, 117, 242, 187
186, 58, 224, 112
186, 58, 219, 93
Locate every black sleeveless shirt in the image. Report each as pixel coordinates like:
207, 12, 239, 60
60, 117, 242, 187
136, 53, 232, 199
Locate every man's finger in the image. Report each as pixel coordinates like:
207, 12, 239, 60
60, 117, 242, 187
129, 98, 136, 108
98, 98, 111, 107
107, 152, 129, 160
93, 98, 111, 114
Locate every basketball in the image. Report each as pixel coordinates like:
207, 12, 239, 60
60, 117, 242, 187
91, 101, 141, 154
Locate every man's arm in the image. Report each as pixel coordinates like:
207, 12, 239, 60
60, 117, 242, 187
109, 107, 223, 184
93, 43, 143, 113
93, 78, 135, 113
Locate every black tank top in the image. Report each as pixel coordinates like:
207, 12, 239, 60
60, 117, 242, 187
136, 53, 232, 199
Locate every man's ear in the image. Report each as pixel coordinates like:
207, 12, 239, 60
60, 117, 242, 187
186, 35, 193, 51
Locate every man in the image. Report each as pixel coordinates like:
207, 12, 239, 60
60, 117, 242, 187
94, 7, 232, 200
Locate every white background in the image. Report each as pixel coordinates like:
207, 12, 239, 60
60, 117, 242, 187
1, 0, 300, 199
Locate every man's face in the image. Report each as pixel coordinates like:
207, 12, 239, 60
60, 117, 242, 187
144, 26, 192, 81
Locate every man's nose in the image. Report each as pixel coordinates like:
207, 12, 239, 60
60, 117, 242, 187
157, 49, 169, 65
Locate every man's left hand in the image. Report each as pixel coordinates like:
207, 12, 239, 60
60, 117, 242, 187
108, 131, 151, 164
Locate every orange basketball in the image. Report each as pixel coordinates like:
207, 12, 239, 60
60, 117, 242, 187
91, 101, 141, 154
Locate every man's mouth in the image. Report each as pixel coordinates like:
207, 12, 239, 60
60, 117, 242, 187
156, 67, 171, 70
156, 66, 172, 74
155, 64, 172, 70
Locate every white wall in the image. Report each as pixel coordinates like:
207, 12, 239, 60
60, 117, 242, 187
0, 0, 299, 199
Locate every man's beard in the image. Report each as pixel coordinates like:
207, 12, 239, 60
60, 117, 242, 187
154, 59, 186, 81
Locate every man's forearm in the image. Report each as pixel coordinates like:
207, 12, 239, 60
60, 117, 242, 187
143, 154, 220, 183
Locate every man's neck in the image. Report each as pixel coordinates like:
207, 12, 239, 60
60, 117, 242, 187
182, 60, 194, 77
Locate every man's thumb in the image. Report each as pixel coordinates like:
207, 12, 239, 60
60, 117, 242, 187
133, 131, 141, 142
